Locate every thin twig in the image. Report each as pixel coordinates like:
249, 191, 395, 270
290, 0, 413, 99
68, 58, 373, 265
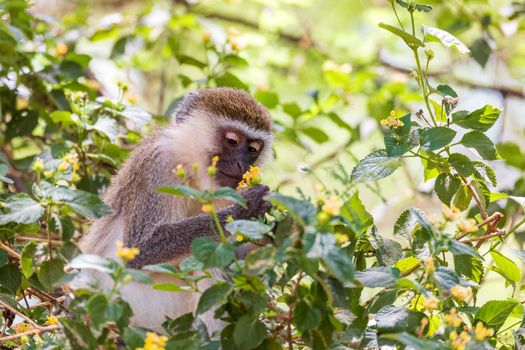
0, 325, 59, 342
460, 231, 505, 244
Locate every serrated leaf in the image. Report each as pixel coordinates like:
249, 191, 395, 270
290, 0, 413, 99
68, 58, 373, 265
434, 267, 460, 290
376, 305, 422, 333
323, 249, 355, 283
491, 251, 521, 282
38, 258, 65, 291
0, 265, 22, 294
0, 194, 44, 225
233, 315, 267, 349
420, 127, 456, 151
212, 187, 246, 206
268, 193, 316, 225
196, 282, 233, 314
473, 161, 497, 187
351, 149, 401, 184
475, 300, 519, 331
340, 192, 373, 234
422, 25, 470, 54
435, 173, 461, 205
191, 238, 234, 269
294, 301, 322, 332
395, 257, 421, 274
448, 153, 475, 177
471, 38, 491, 68
355, 267, 400, 288
436, 84, 458, 98
460, 131, 499, 160
69, 254, 112, 274
452, 105, 501, 131
225, 220, 271, 240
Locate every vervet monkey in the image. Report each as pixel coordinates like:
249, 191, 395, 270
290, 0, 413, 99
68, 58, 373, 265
77, 87, 273, 332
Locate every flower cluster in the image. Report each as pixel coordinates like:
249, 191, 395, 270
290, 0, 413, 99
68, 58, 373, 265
12, 322, 31, 334
237, 165, 261, 189
450, 285, 473, 303
380, 111, 404, 129
137, 332, 168, 350
321, 196, 342, 216
474, 322, 494, 341
46, 315, 59, 326
450, 330, 471, 350
445, 308, 463, 327
457, 219, 478, 234
422, 295, 439, 312
115, 241, 140, 260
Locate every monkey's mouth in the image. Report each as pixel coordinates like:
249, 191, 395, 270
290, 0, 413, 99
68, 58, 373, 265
217, 170, 242, 188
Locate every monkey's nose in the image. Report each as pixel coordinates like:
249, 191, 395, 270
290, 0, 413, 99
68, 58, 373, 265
236, 160, 249, 173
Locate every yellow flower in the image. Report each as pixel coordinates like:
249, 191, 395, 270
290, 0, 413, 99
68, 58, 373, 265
55, 42, 68, 56
236, 234, 243, 242
173, 164, 186, 178
226, 215, 234, 223
46, 315, 59, 326
202, 31, 212, 43
450, 330, 471, 350
450, 286, 472, 303
137, 332, 168, 350
445, 308, 463, 327
201, 204, 214, 213
422, 295, 439, 312
43, 170, 54, 178
380, 111, 405, 129
212, 156, 219, 167
237, 166, 261, 189
474, 322, 494, 341
123, 274, 133, 284
424, 257, 435, 274
12, 322, 32, 333
32, 158, 44, 172
442, 204, 460, 221
115, 241, 140, 260
321, 196, 342, 216
57, 161, 70, 172
457, 219, 477, 234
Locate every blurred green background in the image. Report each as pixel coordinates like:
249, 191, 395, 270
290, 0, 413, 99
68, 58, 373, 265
6, 0, 525, 301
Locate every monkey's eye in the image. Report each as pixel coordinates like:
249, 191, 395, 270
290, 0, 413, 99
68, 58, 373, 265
225, 131, 240, 146
248, 141, 262, 153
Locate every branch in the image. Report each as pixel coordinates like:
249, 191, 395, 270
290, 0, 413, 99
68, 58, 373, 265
0, 325, 59, 342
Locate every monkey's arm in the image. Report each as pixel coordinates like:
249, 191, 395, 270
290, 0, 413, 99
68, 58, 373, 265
127, 185, 271, 269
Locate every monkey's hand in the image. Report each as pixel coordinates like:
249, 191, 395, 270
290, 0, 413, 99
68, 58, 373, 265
234, 184, 272, 219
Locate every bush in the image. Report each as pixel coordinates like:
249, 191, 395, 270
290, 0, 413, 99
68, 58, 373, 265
1, 0, 525, 349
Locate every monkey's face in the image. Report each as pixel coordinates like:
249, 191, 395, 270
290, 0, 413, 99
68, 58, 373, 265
214, 128, 263, 188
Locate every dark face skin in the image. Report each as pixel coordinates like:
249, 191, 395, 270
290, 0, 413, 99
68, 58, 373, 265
213, 128, 263, 188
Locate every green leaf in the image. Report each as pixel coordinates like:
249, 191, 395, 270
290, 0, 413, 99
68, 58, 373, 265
157, 184, 203, 200
383, 332, 442, 350
177, 55, 207, 68
233, 315, 267, 349
436, 84, 458, 98
61, 318, 98, 349
452, 105, 501, 131
66, 189, 112, 218
87, 116, 118, 143
448, 153, 474, 177
196, 282, 233, 314
497, 142, 525, 170
491, 251, 521, 282
395, 1, 432, 12
475, 300, 519, 331
419, 127, 456, 151
471, 38, 491, 68
435, 173, 461, 205
433, 267, 459, 290
212, 187, 246, 207
0, 194, 44, 225
0, 250, 7, 268
394, 257, 421, 274
393, 208, 434, 238
215, 72, 249, 91
376, 306, 422, 333
38, 258, 65, 291
323, 249, 355, 283
301, 126, 330, 144
21, 241, 37, 278
225, 220, 271, 240
355, 267, 400, 288
448, 240, 482, 259
460, 131, 500, 160
378, 23, 424, 47
152, 283, 192, 292
340, 192, 373, 234
268, 193, 316, 225
473, 161, 497, 187
87, 294, 108, 328
0, 264, 22, 295
294, 301, 322, 331
422, 25, 470, 54
191, 238, 235, 269
351, 149, 401, 184
453, 184, 472, 211
254, 90, 279, 109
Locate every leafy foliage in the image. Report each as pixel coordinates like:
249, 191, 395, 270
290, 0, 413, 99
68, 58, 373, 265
1, 0, 525, 349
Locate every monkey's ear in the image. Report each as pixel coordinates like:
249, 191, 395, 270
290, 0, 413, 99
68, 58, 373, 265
165, 92, 199, 124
